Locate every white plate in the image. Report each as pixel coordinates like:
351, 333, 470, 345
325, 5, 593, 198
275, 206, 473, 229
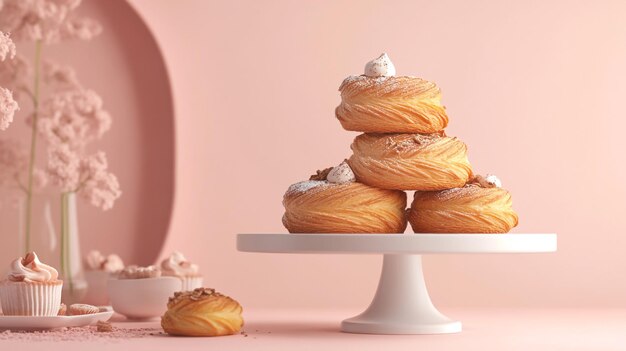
0, 310, 114, 331
237, 233, 557, 254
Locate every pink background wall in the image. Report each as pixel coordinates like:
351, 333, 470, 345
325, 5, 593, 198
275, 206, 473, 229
130, 0, 625, 309
0, 0, 174, 266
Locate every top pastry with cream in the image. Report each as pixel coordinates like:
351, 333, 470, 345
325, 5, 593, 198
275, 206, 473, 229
336, 53, 449, 134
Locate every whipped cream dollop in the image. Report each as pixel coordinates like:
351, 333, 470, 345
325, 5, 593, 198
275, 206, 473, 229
84, 250, 125, 273
118, 265, 161, 279
326, 160, 356, 184
472, 174, 502, 188
364, 53, 396, 77
8, 252, 59, 283
161, 252, 199, 277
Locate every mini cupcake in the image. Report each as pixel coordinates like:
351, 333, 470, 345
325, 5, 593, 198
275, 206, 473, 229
160, 252, 203, 291
83, 250, 125, 305
0, 252, 63, 316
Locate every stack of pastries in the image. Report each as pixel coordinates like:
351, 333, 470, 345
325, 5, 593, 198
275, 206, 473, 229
282, 53, 518, 234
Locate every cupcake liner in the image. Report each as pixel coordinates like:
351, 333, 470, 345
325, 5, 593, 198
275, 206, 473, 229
181, 276, 203, 291
0, 281, 63, 316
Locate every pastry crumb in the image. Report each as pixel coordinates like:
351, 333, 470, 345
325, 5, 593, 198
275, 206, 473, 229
96, 320, 113, 332
309, 167, 332, 181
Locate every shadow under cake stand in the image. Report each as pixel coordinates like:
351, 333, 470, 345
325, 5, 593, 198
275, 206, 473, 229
237, 233, 557, 335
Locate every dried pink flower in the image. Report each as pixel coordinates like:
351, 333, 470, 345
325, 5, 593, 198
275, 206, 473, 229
0, 0, 101, 44
37, 89, 111, 147
0, 87, 19, 130
0, 139, 27, 187
0, 31, 16, 61
61, 17, 101, 41
43, 60, 80, 89
79, 152, 121, 210
47, 146, 121, 210
47, 143, 80, 191
0, 54, 32, 100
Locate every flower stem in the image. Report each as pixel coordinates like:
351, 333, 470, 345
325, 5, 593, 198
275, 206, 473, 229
23, 40, 43, 253
60, 193, 65, 274
60, 192, 73, 292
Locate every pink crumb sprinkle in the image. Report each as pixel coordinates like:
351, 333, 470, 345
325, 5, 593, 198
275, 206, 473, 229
0, 326, 166, 343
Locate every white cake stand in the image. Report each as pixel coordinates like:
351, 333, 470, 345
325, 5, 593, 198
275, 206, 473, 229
237, 233, 557, 335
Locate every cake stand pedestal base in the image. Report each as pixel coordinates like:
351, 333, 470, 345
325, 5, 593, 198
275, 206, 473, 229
341, 254, 460, 334
237, 233, 557, 335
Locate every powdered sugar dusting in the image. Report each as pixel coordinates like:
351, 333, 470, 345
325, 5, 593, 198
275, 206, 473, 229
338, 75, 438, 99
432, 186, 482, 201
285, 180, 328, 196
339, 75, 390, 90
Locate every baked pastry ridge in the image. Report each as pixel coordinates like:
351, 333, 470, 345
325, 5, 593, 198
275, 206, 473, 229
282, 161, 407, 233
408, 174, 519, 233
161, 288, 244, 337
336, 54, 448, 133
349, 132, 472, 191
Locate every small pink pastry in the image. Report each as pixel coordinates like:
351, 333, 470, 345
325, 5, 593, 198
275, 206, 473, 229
0, 252, 63, 316
68, 303, 100, 315
160, 252, 203, 291
118, 265, 162, 279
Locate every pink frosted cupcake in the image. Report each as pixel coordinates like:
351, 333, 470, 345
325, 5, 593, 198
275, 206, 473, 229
160, 252, 203, 291
0, 252, 63, 316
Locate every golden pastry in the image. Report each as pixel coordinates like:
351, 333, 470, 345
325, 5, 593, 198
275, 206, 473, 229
57, 303, 67, 316
408, 174, 519, 233
161, 288, 243, 337
282, 161, 407, 233
68, 303, 99, 315
348, 132, 472, 191
336, 53, 448, 133
96, 320, 113, 332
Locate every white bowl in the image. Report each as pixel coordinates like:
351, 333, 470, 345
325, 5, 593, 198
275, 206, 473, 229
107, 276, 181, 320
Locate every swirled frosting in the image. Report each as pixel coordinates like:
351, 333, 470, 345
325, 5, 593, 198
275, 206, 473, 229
7, 252, 59, 283
161, 252, 199, 277
364, 53, 396, 77
326, 160, 355, 184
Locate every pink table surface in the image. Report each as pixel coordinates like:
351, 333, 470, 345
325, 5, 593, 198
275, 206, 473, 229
2, 308, 625, 350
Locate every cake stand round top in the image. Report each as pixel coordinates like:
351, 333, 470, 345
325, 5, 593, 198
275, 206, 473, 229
237, 233, 556, 255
